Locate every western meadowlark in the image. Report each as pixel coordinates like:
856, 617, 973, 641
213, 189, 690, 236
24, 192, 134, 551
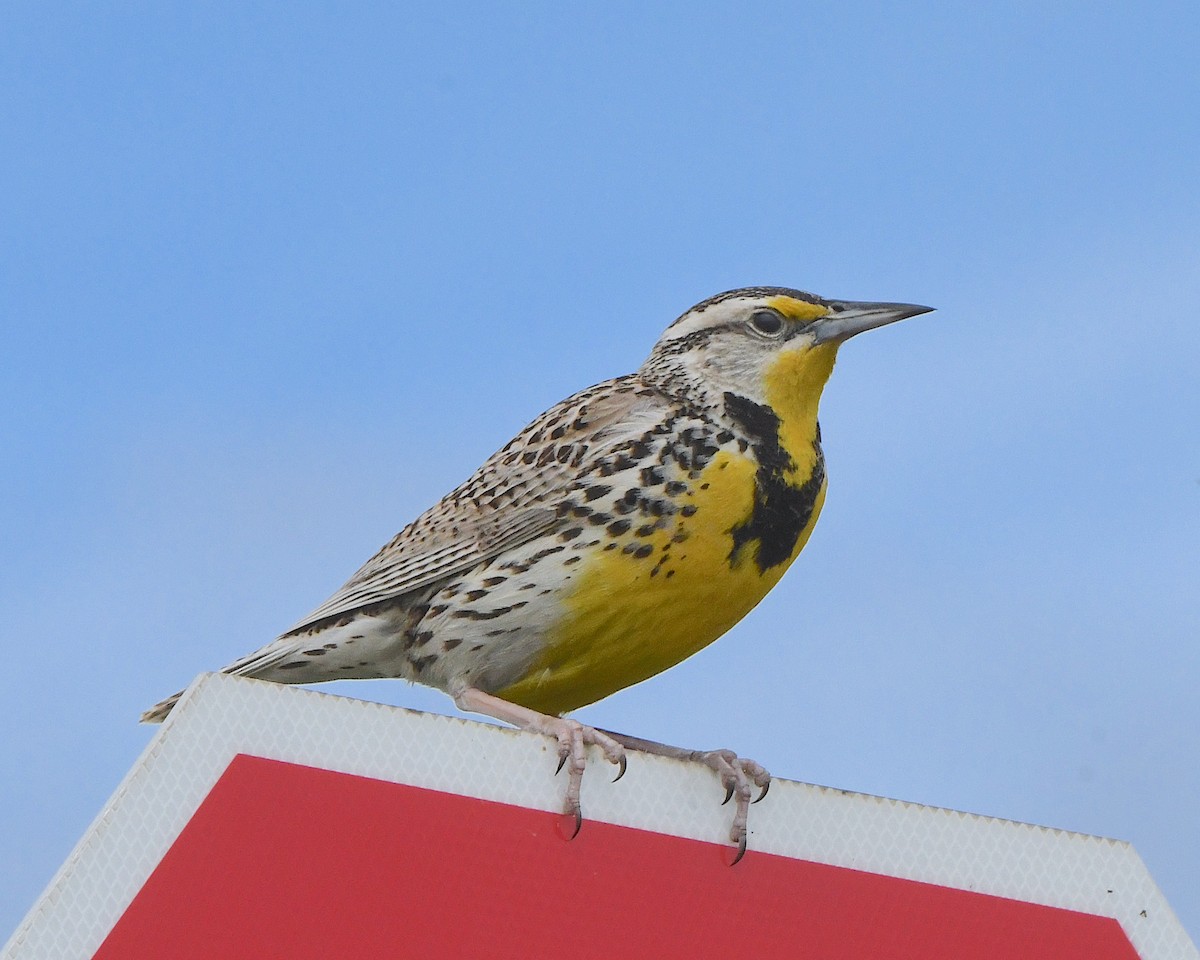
144, 286, 932, 860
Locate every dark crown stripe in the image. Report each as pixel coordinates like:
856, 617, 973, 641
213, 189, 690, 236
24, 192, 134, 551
668, 287, 822, 328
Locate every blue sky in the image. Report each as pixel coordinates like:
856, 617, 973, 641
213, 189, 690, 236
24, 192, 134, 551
3, 0, 1198, 940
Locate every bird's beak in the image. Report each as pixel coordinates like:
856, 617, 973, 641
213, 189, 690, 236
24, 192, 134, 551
809, 300, 935, 344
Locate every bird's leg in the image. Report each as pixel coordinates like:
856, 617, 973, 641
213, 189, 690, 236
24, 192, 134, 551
452, 687, 626, 837
601, 730, 771, 863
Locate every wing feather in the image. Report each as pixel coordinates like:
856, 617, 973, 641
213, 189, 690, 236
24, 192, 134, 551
281, 377, 668, 635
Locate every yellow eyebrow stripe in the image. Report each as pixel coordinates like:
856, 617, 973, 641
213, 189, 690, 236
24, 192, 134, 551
766, 295, 828, 322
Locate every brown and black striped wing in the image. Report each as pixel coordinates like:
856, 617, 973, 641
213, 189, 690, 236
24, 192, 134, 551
279, 376, 669, 636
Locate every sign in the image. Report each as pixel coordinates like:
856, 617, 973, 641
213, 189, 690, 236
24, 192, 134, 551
3, 675, 1195, 959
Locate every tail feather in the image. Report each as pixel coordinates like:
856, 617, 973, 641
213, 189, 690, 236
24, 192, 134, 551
140, 608, 410, 723
139, 638, 306, 723
140, 691, 183, 724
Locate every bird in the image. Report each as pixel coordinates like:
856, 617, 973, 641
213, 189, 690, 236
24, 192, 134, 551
143, 286, 932, 860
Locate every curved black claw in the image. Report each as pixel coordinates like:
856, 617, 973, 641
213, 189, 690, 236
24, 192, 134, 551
753, 780, 770, 804
555, 752, 568, 776
730, 832, 748, 866
613, 754, 627, 783
567, 806, 583, 840
721, 782, 736, 806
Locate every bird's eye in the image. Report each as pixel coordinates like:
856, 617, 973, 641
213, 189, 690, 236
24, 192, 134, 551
748, 309, 785, 337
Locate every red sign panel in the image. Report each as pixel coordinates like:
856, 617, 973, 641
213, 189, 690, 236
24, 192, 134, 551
94, 754, 1139, 960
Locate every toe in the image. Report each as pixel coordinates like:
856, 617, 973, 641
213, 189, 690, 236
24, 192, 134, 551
730, 830, 748, 866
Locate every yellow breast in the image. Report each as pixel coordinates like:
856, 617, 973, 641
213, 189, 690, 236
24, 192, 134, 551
498, 446, 826, 715
496, 336, 841, 716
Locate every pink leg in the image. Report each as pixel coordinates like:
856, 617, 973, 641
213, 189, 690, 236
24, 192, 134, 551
453, 687, 626, 837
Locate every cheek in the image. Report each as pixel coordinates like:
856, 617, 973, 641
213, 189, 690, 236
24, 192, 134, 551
703, 351, 761, 389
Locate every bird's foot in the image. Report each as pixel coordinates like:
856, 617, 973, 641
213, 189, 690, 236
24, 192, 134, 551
550, 718, 627, 837
603, 731, 771, 864
453, 687, 625, 837
692, 748, 771, 863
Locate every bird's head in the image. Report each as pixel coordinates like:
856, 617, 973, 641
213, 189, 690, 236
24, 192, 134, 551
641, 287, 933, 415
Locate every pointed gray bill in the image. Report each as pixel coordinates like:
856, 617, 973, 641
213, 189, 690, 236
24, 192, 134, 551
810, 300, 935, 344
